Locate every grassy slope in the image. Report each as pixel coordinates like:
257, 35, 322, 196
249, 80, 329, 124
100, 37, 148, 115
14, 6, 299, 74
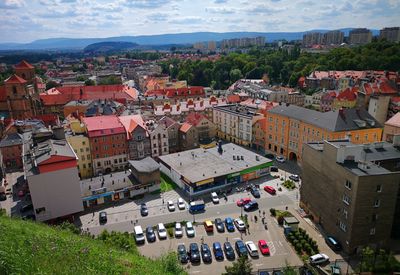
0, 216, 186, 275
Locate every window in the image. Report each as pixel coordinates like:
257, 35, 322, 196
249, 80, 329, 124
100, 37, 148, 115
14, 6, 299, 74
81, 156, 85, 161
370, 228, 376, 235
80, 148, 84, 153
12, 86, 17, 96
343, 194, 351, 205
339, 221, 347, 232
154, 149, 157, 153
82, 141, 86, 145
97, 162, 101, 167
343, 209, 348, 219
87, 155, 90, 159
374, 199, 380, 208
103, 137, 106, 142
345, 180, 352, 190
83, 164, 86, 169
372, 214, 378, 221
376, 185, 382, 192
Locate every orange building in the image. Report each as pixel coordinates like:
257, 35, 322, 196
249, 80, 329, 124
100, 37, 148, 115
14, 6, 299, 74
265, 105, 382, 161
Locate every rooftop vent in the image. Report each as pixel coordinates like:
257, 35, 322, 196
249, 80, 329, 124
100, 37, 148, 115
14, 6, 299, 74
353, 119, 367, 128
365, 118, 376, 127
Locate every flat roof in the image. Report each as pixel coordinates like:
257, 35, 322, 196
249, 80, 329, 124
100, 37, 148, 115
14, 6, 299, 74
213, 104, 260, 118
159, 143, 272, 183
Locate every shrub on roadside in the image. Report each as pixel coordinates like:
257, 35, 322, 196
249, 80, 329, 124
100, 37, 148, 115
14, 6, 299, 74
270, 208, 276, 216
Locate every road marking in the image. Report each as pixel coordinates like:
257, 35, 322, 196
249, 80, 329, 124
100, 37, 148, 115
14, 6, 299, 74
267, 241, 276, 256
255, 263, 264, 267
278, 241, 283, 247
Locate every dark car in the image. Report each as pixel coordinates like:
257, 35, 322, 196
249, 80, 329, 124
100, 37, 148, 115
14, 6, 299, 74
146, 226, 156, 242
235, 240, 248, 258
244, 200, 259, 211
22, 214, 36, 220
270, 166, 279, 172
20, 203, 33, 213
325, 236, 342, 251
140, 203, 148, 216
214, 218, 225, 233
99, 211, 107, 224
201, 243, 212, 263
0, 193, 6, 201
213, 242, 224, 260
265, 153, 275, 159
250, 186, 261, 198
224, 241, 235, 260
225, 217, 235, 232
177, 244, 189, 263
189, 243, 201, 263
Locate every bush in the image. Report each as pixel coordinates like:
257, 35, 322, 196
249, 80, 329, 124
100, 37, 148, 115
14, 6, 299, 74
270, 208, 276, 216
295, 243, 302, 253
277, 215, 284, 225
167, 227, 174, 238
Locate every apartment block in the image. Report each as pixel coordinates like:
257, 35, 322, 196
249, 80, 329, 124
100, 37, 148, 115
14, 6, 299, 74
383, 113, 400, 142
300, 140, 400, 253
349, 28, 372, 45
379, 27, 400, 43
66, 133, 93, 179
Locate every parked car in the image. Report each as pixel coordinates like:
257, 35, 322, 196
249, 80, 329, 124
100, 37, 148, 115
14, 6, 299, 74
146, 226, 156, 242
250, 186, 261, 198
289, 174, 300, 182
214, 218, 225, 233
244, 200, 258, 211
276, 156, 285, 163
201, 243, 212, 263
258, 240, 270, 255
167, 200, 175, 212
140, 203, 148, 216
235, 240, 248, 258
22, 214, 36, 220
264, 186, 276, 195
213, 242, 224, 260
20, 204, 33, 213
330, 265, 342, 275
236, 197, 252, 207
177, 197, 186, 210
265, 153, 275, 159
186, 221, 195, 237
224, 241, 236, 260
177, 244, 189, 263
157, 223, 167, 239
133, 225, 145, 244
189, 243, 201, 263
309, 253, 329, 265
234, 218, 246, 231
224, 217, 235, 232
175, 222, 183, 238
270, 166, 279, 172
99, 211, 107, 224
325, 236, 342, 251
211, 192, 219, 204
189, 199, 205, 213
204, 220, 214, 233
245, 241, 259, 257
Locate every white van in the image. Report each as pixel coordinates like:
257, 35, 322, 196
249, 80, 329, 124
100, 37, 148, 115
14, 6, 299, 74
158, 223, 167, 239
134, 225, 145, 244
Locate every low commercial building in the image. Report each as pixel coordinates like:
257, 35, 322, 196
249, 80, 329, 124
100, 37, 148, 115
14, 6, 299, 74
159, 143, 273, 196
300, 140, 400, 254
80, 157, 160, 208
0, 133, 23, 170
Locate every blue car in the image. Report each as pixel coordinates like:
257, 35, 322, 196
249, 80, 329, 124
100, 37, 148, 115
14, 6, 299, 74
213, 242, 224, 260
235, 240, 248, 258
225, 217, 235, 232
244, 200, 259, 211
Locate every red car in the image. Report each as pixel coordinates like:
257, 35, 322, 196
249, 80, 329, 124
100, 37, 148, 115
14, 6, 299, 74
264, 186, 276, 195
258, 240, 270, 255
236, 197, 252, 207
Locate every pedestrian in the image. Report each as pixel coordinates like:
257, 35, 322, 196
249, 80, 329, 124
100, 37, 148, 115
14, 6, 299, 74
162, 198, 164, 204
92, 212, 95, 217
263, 210, 265, 217
258, 210, 261, 216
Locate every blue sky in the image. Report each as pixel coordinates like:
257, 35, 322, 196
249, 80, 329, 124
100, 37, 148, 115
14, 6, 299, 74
0, 0, 399, 43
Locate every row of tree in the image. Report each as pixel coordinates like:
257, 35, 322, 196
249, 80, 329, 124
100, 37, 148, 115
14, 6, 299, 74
159, 41, 400, 89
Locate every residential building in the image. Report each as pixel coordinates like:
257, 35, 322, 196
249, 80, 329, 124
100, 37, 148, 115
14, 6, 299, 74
368, 95, 391, 125
324, 30, 344, 45
118, 115, 151, 160
185, 112, 216, 143
82, 115, 128, 176
221, 37, 265, 49
332, 87, 358, 110
302, 32, 324, 47
383, 113, 400, 142
266, 104, 382, 161
24, 138, 83, 222
144, 86, 205, 99
179, 122, 198, 151
379, 27, 400, 42
349, 28, 372, 45
0, 133, 23, 170
146, 120, 169, 158
213, 105, 263, 147
66, 133, 92, 179
159, 116, 180, 153
300, 140, 400, 254
207, 41, 217, 51
63, 99, 124, 118
304, 91, 325, 110
252, 117, 267, 154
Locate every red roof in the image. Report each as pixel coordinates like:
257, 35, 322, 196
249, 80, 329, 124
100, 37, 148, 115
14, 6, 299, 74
180, 122, 193, 133
391, 97, 400, 103
227, 94, 241, 103
14, 60, 34, 69
83, 115, 125, 138
337, 87, 357, 101
5, 74, 27, 84
144, 86, 204, 98
118, 115, 146, 139
186, 112, 207, 127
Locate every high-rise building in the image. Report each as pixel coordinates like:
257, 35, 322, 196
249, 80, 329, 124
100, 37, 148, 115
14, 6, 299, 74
207, 41, 217, 51
302, 32, 324, 47
379, 27, 400, 43
324, 30, 344, 45
349, 28, 372, 45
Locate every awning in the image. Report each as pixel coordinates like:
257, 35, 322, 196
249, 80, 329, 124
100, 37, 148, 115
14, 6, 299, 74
82, 191, 115, 201
196, 178, 214, 186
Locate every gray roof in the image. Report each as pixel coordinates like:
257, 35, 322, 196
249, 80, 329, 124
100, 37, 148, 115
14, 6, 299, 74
213, 104, 260, 118
129, 157, 160, 173
268, 105, 381, 131
0, 133, 23, 148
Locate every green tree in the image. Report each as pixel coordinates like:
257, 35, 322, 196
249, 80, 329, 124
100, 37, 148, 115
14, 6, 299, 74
45, 80, 59, 90
229, 69, 243, 82
84, 79, 95, 86
223, 256, 252, 275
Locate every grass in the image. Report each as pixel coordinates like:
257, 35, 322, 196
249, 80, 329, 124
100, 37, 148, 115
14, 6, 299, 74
0, 215, 186, 275
160, 172, 179, 193
282, 180, 296, 190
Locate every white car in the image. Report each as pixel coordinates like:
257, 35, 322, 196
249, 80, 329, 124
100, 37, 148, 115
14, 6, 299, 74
245, 241, 259, 257
309, 253, 329, 265
177, 198, 186, 210
234, 218, 246, 231
276, 156, 285, 163
157, 223, 167, 239
211, 192, 219, 204
175, 222, 183, 238
186, 221, 195, 237
167, 200, 175, 212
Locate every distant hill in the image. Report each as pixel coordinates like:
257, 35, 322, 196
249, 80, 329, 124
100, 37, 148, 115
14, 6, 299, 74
0, 29, 380, 51
83, 41, 139, 53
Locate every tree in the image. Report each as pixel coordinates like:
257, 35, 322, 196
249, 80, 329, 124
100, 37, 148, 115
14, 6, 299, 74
84, 79, 95, 86
45, 80, 59, 90
229, 69, 243, 83
223, 256, 252, 275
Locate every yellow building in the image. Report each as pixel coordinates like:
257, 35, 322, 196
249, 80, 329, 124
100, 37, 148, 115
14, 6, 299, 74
332, 87, 358, 110
266, 105, 382, 162
66, 134, 93, 179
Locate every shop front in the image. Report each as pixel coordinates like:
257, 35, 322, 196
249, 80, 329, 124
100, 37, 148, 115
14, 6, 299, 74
82, 191, 115, 208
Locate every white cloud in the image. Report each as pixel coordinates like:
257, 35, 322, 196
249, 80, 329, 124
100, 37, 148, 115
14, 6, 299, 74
0, 0, 25, 9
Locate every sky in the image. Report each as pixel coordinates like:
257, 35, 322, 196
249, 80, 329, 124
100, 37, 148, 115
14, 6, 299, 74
0, 0, 399, 43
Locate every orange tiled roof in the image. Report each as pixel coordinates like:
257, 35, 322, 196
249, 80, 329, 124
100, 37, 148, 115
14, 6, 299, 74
82, 115, 125, 138
337, 87, 357, 101
227, 94, 241, 103
186, 112, 206, 126
14, 60, 34, 69
144, 86, 204, 98
5, 74, 27, 84
180, 122, 192, 133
